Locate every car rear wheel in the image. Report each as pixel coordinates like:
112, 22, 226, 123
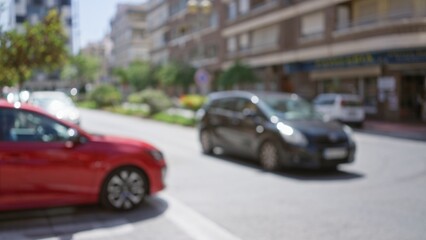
101, 167, 147, 211
200, 130, 214, 154
259, 141, 280, 171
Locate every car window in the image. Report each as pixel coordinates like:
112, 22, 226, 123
211, 98, 236, 112
235, 98, 258, 113
31, 95, 75, 109
341, 98, 362, 107
261, 95, 318, 120
0, 108, 71, 142
314, 95, 335, 105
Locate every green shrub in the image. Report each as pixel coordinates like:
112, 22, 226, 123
127, 93, 144, 104
153, 112, 195, 126
106, 106, 149, 117
77, 100, 97, 109
89, 84, 121, 108
127, 89, 172, 115
179, 95, 206, 111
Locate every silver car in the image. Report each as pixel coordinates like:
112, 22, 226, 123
28, 91, 81, 125
313, 93, 365, 127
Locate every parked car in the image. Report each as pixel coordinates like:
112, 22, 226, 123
313, 93, 365, 127
198, 91, 356, 171
0, 100, 166, 211
28, 91, 81, 125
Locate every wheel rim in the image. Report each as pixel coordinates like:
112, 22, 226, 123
107, 170, 145, 209
201, 131, 211, 152
260, 142, 279, 170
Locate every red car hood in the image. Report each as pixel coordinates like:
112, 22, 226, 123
91, 134, 158, 151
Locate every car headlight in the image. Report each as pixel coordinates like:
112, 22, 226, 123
195, 108, 206, 121
343, 125, 354, 143
148, 149, 164, 161
277, 122, 308, 147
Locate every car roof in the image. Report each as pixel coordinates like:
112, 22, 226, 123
316, 93, 360, 99
30, 91, 69, 98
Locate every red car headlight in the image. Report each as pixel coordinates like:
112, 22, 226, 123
148, 149, 164, 161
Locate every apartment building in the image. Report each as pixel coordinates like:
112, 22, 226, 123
221, 0, 426, 121
10, 0, 73, 50
166, 0, 221, 70
147, 0, 223, 93
110, 3, 150, 68
147, 0, 169, 64
80, 34, 113, 84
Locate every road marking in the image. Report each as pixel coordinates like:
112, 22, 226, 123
156, 193, 242, 240
72, 219, 134, 240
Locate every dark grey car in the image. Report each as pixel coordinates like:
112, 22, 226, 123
197, 91, 356, 170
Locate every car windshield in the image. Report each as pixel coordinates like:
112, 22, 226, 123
32, 96, 74, 109
260, 95, 319, 120
342, 98, 362, 107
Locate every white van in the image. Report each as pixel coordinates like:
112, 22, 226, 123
313, 93, 365, 127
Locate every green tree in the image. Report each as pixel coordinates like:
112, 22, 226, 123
89, 84, 122, 108
61, 53, 101, 87
176, 64, 196, 93
112, 67, 130, 86
0, 10, 68, 88
155, 62, 180, 87
219, 61, 258, 89
154, 62, 196, 93
112, 61, 155, 91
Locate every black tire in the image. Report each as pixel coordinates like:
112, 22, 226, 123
200, 130, 214, 154
100, 167, 148, 211
322, 165, 338, 172
259, 141, 281, 171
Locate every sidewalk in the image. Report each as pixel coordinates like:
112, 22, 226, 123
359, 120, 426, 141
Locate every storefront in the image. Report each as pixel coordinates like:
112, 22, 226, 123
284, 48, 426, 122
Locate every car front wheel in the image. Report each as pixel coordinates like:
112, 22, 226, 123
200, 130, 214, 154
101, 167, 147, 211
259, 141, 281, 171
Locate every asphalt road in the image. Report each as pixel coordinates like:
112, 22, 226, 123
1, 109, 425, 240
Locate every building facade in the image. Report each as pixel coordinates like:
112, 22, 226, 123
80, 34, 114, 84
147, 0, 170, 65
166, 0, 221, 70
147, 0, 224, 93
220, 0, 426, 122
110, 3, 150, 68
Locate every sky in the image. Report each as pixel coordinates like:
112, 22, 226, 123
78, 0, 146, 50
1, 0, 146, 52
0, 0, 9, 28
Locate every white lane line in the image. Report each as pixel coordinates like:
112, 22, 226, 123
73, 219, 134, 240
156, 193, 242, 240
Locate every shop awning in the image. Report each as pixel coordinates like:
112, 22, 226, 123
310, 66, 381, 81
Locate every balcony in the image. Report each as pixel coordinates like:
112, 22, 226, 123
227, 0, 279, 24
333, 14, 426, 38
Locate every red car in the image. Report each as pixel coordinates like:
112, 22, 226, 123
0, 100, 166, 211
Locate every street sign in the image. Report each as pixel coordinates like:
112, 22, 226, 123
195, 68, 210, 85
195, 68, 210, 94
